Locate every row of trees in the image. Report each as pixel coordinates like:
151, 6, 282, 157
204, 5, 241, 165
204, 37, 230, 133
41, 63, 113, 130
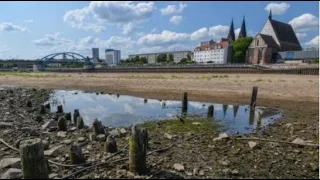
119, 53, 195, 65
231, 37, 253, 63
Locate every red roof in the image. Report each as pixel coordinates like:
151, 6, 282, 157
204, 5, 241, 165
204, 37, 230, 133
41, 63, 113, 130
195, 40, 229, 51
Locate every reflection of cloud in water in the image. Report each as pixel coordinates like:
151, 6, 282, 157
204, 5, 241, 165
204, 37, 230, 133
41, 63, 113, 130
124, 103, 135, 114
47, 90, 283, 134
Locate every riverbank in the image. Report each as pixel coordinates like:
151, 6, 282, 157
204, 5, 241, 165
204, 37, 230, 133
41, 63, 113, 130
0, 87, 318, 179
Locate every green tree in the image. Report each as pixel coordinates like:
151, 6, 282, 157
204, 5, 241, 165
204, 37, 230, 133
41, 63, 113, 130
140, 57, 148, 64
156, 54, 167, 63
167, 54, 174, 63
187, 54, 191, 61
231, 37, 253, 63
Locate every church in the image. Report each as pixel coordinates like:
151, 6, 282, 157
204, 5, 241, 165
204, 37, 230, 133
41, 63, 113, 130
246, 11, 302, 64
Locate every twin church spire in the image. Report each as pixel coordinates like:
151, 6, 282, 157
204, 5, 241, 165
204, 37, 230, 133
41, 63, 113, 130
227, 16, 247, 43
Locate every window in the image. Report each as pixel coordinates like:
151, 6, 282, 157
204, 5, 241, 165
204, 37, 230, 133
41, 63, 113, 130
285, 52, 295, 59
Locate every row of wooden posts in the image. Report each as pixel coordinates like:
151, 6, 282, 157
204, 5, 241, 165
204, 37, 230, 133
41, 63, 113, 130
182, 86, 258, 116
19, 87, 258, 178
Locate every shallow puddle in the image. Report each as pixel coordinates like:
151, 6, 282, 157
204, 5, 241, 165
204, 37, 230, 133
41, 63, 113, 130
46, 90, 283, 134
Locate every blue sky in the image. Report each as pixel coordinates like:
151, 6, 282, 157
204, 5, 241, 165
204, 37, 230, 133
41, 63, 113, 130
0, 1, 318, 59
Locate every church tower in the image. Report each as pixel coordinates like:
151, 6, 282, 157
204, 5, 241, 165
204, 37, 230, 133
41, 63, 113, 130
227, 19, 235, 43
238, 16, 247, 39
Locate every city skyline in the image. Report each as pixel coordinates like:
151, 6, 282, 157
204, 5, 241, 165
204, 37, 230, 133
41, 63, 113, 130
0, 1, 318, 60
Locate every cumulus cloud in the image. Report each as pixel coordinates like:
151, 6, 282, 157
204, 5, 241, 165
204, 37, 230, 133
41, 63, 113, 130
305, 36, 319, 47
32, 33, 72, 46
0, 22, 27, 32
170, 15, 183, 25
289, 13, 319, 32
265, 2, 290, 15
151, 28, 157, 33
137, 30, 190, 46
160, 2, 187, 15
295, 32, 307, 40
24, 20, 34, 24
122, 22, 134, 35
235, 28, 241, 38
0, 46, 10, 54
63, 1, 155, 33
190, 25, 229, 41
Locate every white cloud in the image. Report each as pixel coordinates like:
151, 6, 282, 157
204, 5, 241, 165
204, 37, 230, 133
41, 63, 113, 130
0, 46, 10, 54
137, 30, 190, 46
295, 32, 307, 40
122, 22, 134, 35
63, 7, 106, 32
160, 2, 187, 15
264, 2, 290, 15
32, 33, 73, 46
305, 36, 319, 47
24, 20, 34, 24
64, 1, 155, 33
190, 25, 229, 41
289, 13, 319, 32
136, 32, 146, 37
235, 28, 241, 38
151, 28, 157, 33
170, 15, 183, 25
0, 22, 27, 32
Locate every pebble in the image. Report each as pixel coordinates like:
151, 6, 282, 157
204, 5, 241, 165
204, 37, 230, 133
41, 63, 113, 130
231, 170, 239, 175
173, 163, 184, 172
49, 173, 59, 179
78, 137, 86, 142
185, 171, 193, 176
0, 158, 21, 169
193, 168, 199, 175
164, 133, 173, 140
213, 133, 229, 141
96, 134, 106, 142
199, 170, 205, 176
192, 122, 202, 126
0, 168, 22, 179
64, 139, 72, 145
57, 131, 67, 138
248, 141, 258, 149
86, 145, 93, 150
310, 163, 318, 171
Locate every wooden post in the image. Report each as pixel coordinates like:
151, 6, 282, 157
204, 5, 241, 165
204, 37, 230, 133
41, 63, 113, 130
73, 109, 80, 125
64, 112, 71, 121
39, 105, 46, 114
20, 138, 49, 179
250, 86, 258, 107
57, 105, 63, 113
76, 116, 84, 129
129, 125, 148, 174
58, 116, 67, 131
249, 106, 255, 125
69, 145, 86, 164
207, 105, 214, 117
92, 119, 105, 136
26, 100, 32, 107
182, 92, 188, 114
104, 135, 118, 153
144, 98, 147, 104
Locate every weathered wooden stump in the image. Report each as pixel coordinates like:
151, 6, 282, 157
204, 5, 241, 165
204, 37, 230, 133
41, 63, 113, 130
250, 86, 258, 107
76, 116, 84, 129
69, 145, 86, 164
34, 115, 43, 122
26, 100, 32, 108
207, 105, 214, 117
104, 135, 118, 153
129, 125, 148, 174
92, 119, 105, 136
19, 138, 49, 179
73, 109, 80, 125
58, 116, 67, 131
64, 112, 72, 121
44, 103, 50, 109
39, 105, 46, 114
182, 92, 188, 113
57, 105, 63, 113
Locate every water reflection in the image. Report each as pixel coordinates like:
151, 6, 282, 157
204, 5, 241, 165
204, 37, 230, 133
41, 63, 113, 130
46, 90, 282, 134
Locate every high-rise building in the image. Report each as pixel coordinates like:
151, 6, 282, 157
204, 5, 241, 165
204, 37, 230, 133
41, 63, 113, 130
105, 49, 121, 64
92, 48, 99, 60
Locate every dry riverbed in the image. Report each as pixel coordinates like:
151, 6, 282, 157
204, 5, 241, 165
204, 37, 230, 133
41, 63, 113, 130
0, 87, 318, 179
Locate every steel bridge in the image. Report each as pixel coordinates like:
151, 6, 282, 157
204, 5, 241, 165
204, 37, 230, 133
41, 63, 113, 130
39, 52, 91, 68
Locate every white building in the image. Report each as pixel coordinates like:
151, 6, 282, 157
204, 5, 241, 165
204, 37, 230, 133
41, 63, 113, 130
105, 49, 121, 65
193, 39, 232, 64
128, 50, 192, 64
